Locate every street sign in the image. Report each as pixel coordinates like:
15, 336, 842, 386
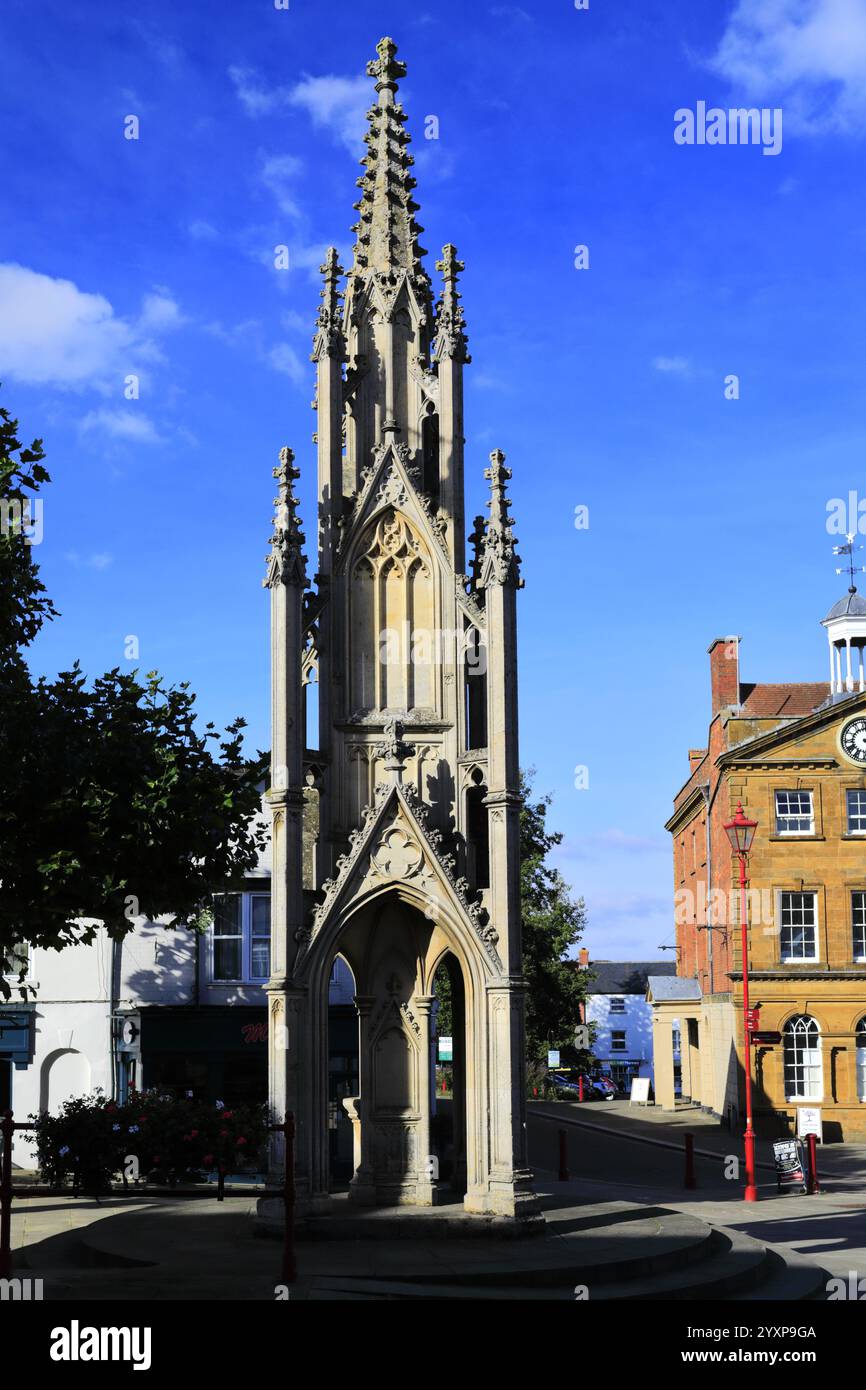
797, 1107, 823, 1142
745, 1007, 761, 1032
750, 1031, 782, 1045
773, 1138, 806, 1192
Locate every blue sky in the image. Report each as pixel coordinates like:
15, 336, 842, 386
3, 0, 866, 961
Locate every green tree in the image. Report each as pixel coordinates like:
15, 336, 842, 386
434, 770, 589, 1062
519, 771, 589, 1063
0, 395, 267, 996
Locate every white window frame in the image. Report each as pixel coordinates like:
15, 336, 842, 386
610, 1030, 627, 1053
847, 789, 866, 835
857, 1019, 866, 1103
853, 891, 866, 963
211, 892, 271, 984
608, 996, 626, 1014
783, 1015, 823, 1102
778, 890, 819, 963
774, 789, 815, 836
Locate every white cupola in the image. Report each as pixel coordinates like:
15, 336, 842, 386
822, 587, 866, 694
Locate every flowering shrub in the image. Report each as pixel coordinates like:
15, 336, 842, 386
30, 1089, 268, 1190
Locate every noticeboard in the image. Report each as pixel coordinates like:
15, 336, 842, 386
547, 1049, 560, 1068
773, 1138, 806, 1191
438, 1036, 453, 1062
797, 1107, 823, 1142
629, 1077, 651, 1106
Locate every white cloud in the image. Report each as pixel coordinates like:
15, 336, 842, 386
229, 65, 370, 151
229, 65, 281, 116
0, 264, 181, 391
652, 356, 691, 375
710, 0, 866, 133
79, 409, 163, 443
259, 154, 304, 218
288, 75, 370, 151
139, 291, 184, 331
268, 342, 307, 384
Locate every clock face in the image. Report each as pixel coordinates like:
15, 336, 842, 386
841, 717, 866, 764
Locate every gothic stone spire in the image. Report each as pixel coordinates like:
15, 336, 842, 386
434, 244, 470, 363
479, 449, 521, 588
265, 446, 308, 588
350, 37, 430, 292
311, 246, 347, 362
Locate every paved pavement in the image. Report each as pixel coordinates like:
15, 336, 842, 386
528, 1100, 866, 1285
3, 1101, 864, 1299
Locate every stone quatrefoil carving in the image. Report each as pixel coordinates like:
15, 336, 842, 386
370, 826, 424, 880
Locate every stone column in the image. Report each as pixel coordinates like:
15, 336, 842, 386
265, 449, 309, 1194
347, 994, 376, 1205
653, 1015, 676, 1110
414, 994, 437, 1204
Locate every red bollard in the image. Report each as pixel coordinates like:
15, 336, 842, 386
558, 1128, 569, 1182
684, 1132, 697, 1189
807, 1132, 821, 1195
578, 1074, 585, 1103
533, 1087, 538, 1098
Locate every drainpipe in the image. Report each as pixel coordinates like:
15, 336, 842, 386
700, 783, 713, 996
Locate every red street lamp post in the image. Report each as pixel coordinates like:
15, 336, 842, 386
723, 801, 759, 1202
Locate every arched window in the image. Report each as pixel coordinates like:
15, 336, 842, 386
857, 1017, 866, 1103
349, 510, 435, 715
783, 1015, 822, 1101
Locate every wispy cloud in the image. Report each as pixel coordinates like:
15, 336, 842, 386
79, 408, 164, 443
652, 355, 691, 376
65, 550, 114, 570
709, 0, 866, 134
258, 153, 304, 218
229, 66, 370, 151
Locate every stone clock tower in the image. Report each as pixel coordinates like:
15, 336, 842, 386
264, 36, 536, 1218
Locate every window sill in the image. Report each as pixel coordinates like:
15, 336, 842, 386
769, 834, 824, 842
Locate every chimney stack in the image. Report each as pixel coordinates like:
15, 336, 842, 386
578, 947, 590, 968
708, 636, 740, 716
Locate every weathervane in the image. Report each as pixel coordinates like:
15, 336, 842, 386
832, 533, 866, 593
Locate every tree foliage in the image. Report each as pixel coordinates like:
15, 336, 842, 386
0, 394, 267, 995
519, 771, 588, 1062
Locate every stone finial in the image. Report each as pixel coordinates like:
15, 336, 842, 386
434, 244, 470, 363
479, 449, 522, 588
377, 716, 412, 782
349, 38, 429, 295
366, 37, 407, 99
311, 246, 347, 362
264, 446, 308, 588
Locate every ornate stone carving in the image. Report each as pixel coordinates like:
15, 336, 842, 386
264, 447, 308, 589
478, 450, 522, 590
